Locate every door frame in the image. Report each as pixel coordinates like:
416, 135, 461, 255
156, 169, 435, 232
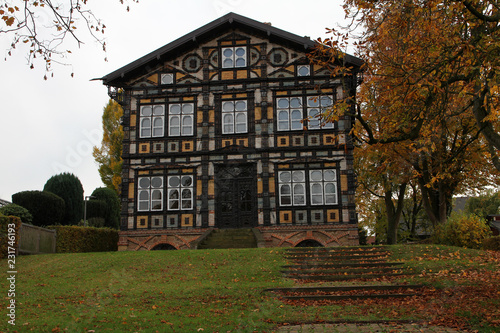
214, 163, 258, 229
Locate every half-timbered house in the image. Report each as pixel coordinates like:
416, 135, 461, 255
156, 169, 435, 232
100, 13, 363, 250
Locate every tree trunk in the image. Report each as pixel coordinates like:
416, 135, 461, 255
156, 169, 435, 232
384, 182, 407, 245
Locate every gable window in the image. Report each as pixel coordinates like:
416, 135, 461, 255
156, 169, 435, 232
138, 176, 163, 211
167, 175, 194, 210
222, 46, 247, 68
169, 103, 194, 136
161, 73, 174, 85
297, 65, 311, 76
277, 97, 303, 131
307, 96, 334, 129
278, 169, 338, 207
222, 100, 247, 134
140, 105, 164, 138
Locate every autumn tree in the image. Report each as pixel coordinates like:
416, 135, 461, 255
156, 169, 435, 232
313, 0, 500, 231
93, 99, 123, 195
0, 0, 137, 78
341, 0, 500, 169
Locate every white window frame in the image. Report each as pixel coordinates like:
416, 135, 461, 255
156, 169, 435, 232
297, 65, 311, 76
140, 105, 165, 138
222, 100, 248, 134
137, 176, 164, 212
278, 169, 338, 207
309, 170, 338, 205
168, 103, 194, 137
222, 46, 247, 68
306, 95, 334, 130
167, 175, 194, 211
278, 171, 306, 206
276, 97, 303, 131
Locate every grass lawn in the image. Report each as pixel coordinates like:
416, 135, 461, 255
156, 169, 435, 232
1, 245, 499, 332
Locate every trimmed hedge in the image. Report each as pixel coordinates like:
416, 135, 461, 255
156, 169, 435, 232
0, 203, 33, 224
12, 190, 65, 226
48, 226, 118, 253
482, 236, 500, 251
0, 214, 21, 259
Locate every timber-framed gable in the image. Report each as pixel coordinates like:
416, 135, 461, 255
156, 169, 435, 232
101, 12, 362, 250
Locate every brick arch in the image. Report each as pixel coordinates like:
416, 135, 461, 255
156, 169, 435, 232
293, 239, 325, 247
149, 241, 179, 250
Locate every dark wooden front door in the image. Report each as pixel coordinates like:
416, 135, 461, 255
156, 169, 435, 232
216, 164, 257, 228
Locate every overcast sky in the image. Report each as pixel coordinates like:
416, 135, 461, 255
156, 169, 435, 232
0, 0, 351, 201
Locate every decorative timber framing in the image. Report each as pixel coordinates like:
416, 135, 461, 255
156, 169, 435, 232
100, 12, 363, 250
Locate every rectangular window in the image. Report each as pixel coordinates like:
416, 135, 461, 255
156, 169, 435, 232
278, 169, 338, 207
310, 170, 338, 205
275, 95, 335, 131
222, 100, 247, 134
167, 175, 194, 211
169, 103, 194, 136
222, 46, 247, 68
278, 171, 306, 206
137, 176, 163, 211
277, 97, 303, 131
307, 96, 334, 130
140, 105, 164, 138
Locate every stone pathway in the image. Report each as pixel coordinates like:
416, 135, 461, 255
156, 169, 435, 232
276, 322, 467, 333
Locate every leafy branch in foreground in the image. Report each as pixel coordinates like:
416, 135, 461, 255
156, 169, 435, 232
0, 0, 137, 78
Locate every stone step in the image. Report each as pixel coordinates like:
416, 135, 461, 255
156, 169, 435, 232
265, 284, 424, 301
282, 262, 404, 269
197, 228, 257, 249
282, 272, 414, 281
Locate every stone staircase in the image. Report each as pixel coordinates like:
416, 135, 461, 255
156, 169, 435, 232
265, 246, 421, 301
197, 228, 257, 249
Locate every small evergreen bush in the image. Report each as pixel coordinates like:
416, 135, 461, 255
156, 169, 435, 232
12, 190, 65, 226
44, 173, 84, 225
433, 213, 492, 249
91, 187, 120, 229
0, 203, 33, 224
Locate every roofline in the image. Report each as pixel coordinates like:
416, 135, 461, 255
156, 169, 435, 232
100, 12, 363, 85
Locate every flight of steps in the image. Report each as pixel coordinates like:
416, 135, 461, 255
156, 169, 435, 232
197, 228, 257, 249
265, 246, 421, 301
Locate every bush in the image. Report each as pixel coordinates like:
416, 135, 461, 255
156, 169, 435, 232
91, 187, 120, 229
12, 190, 65, 227
44, 173, 84, 225
48, 225, 118, 253
85, 199, 107, 220
482, 236, 500, 251
0, 215, 21, 259
0, 203, 33, 224
433, 213, 492, 249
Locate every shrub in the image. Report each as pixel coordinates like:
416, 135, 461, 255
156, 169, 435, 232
44, 173, 84, 225
12, 190, 65, 227
482, 236, 500, 251
48, 225, 118, 253
91, 187, 120, 229
433, 213, 492, 249
0, 215, 21, 259
85, 199, 107, 220
0, 203, 33, 224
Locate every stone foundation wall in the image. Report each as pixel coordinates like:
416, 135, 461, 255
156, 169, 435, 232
257, 225, 359, 248
118, 228, 210, 251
